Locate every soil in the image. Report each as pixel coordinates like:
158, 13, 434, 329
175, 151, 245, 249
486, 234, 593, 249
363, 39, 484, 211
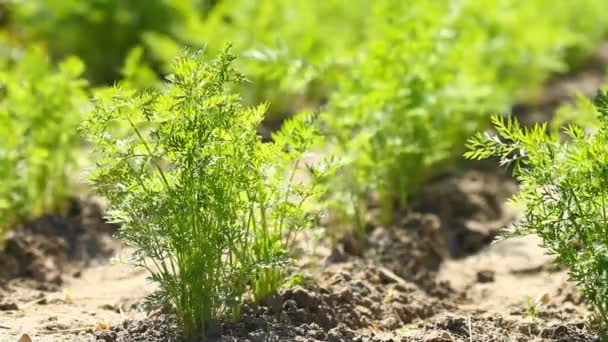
2, 48, 608, 342
0, 199, 118, 285
1, 167, 597, 342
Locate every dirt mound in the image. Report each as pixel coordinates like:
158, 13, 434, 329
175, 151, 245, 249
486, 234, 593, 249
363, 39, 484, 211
327, 212, 450, 294
95, 259, 449, 342
96, 316, 180, 342
327, 167, 517, 296
413, 169, 518, 258
0, 199, 117, 285
317, 261, 451, 330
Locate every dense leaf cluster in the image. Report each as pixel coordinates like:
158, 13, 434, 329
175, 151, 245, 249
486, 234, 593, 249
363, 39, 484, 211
83, 48, 330, 337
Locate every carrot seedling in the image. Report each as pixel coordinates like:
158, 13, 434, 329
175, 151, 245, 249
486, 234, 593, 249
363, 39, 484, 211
83, 47, 331, 338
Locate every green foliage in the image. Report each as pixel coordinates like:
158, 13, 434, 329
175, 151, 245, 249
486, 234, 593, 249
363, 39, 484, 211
7, 0, 369, 117
553, 93, 602, 133
196, 0, 608, 121
198, 0, 370, 115
552, 71, 608, 132
0, 48, 88, 236
8, 0, 213, 84
82, 48, 330, 338
118, 46, 160, 90
465, 92, 608, 332
320, 0, 608, 233
9, 0, 608, 124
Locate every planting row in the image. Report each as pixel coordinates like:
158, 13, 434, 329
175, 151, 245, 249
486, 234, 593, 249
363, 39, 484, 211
2, 0, 608, 338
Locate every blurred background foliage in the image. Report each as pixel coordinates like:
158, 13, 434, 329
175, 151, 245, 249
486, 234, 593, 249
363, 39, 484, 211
0, 47, 89, 234
5, 0, 215, 83
3, 0, 607, 118
1, 0, 608, 233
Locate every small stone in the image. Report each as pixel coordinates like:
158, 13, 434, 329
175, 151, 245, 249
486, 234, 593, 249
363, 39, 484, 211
476, 270, 495, 283
307, 323, 327, 340
372, 334, 395, 342
100, 304, 117, 312
327, 325, 356, 342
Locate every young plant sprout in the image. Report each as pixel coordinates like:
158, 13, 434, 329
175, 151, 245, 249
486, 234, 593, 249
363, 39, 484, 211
83, 47, 332, 338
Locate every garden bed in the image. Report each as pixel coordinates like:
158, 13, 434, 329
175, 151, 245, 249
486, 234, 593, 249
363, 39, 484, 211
0, 157, 599, 342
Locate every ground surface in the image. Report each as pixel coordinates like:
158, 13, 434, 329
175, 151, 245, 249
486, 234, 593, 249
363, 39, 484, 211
1, 47, 608, 342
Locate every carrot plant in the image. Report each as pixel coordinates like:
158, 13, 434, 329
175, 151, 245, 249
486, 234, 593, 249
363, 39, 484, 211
465, 91, 608, 333
83, 47, 330, 338
0, 48, 88, 238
